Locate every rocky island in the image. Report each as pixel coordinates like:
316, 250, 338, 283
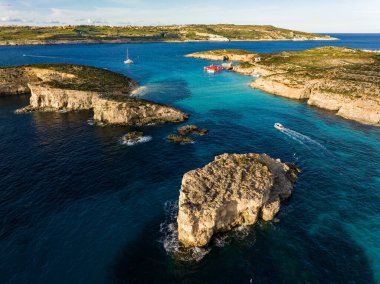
187, 47, 380, 125
0, 25, 335, 46
0, 64, 188, 125
177, 153, 300, 247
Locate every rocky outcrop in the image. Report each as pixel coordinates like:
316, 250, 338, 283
167, 134, 194, 144
16, 84, 188, 125
122, 131, 144, 143
177, 153, 300, 247
177, 125, 208, 136
92, 95, 187, 126
2, 64, 188, 126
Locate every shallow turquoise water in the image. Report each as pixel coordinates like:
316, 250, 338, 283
0, 35, 379, 283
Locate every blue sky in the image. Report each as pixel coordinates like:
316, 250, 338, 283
0, 0, 379, 32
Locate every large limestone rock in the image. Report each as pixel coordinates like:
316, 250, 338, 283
177, 153, 300, 247
92, 95, 187, 126
28, 84, 96, 110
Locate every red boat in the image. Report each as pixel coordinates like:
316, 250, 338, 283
204, 65, 224, 73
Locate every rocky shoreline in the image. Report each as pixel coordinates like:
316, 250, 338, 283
1, 64, 188, 126
187, 47, 380, 126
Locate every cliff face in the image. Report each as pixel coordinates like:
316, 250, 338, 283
251, 76, 312, 100
250, 75, 380, 125
177, 153, 300, 247
92, 95, 188, 126
28, 84, 96, 110
2, 64, 188, 126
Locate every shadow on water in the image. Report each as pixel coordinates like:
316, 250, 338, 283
108, 212, 375, 284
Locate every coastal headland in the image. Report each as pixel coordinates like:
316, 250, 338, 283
0, 24, 336, 46
187, 47, 380, 126
0, 64, 188, 125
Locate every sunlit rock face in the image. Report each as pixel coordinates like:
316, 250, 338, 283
177, 153, 300, 247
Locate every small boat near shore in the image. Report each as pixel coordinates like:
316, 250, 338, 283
274, 123, 285, 131
204, 65, 224, 73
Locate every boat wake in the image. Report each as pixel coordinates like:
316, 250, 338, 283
159, 200, 211, 262
22, 54, 62, 59
120, 136, 152, 146
279, 126, 329, 153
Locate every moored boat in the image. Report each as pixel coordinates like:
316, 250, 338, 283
204, 65, 224, 73
124, 48, 134, 64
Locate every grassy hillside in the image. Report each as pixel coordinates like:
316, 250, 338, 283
190, 46, 380, 99
0, 64, 137, 94
0, 24, 335, 45
252, 47, 380, 97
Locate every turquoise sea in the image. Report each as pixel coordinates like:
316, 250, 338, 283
0, 34, 379, 283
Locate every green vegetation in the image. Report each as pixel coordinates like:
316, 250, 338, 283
194, 46, 379, 99
0, 25, 333, 45
31, 64, 136, 93
0, 63, 137, 94
252, 47, 380, 98
197, 49, 255, 56
239, 62, 255, 69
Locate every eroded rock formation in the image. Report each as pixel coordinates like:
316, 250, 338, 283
177, 153, 300, 247
177, 125, 208, 136
1, 64, 188, 126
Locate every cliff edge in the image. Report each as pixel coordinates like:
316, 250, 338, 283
0, 64, 187, 125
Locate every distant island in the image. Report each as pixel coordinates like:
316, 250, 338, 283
0, 25, 336, 46
187, 47, 380, 126
0, 64, 188, 125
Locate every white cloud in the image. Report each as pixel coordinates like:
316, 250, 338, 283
0, 16, 23, 22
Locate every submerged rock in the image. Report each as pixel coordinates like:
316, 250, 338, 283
177, 153, 300, 247
167, 134, 194, 144
122, 131, 144, 143
177, 125, 208, 136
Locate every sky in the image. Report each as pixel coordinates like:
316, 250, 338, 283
0, 0, 379, 33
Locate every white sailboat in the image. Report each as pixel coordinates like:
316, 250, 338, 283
124, 49, 134, 64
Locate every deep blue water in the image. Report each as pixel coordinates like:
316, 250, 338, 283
0, 34, 379, 284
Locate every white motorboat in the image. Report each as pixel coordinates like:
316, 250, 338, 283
274, 123, 284, 131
